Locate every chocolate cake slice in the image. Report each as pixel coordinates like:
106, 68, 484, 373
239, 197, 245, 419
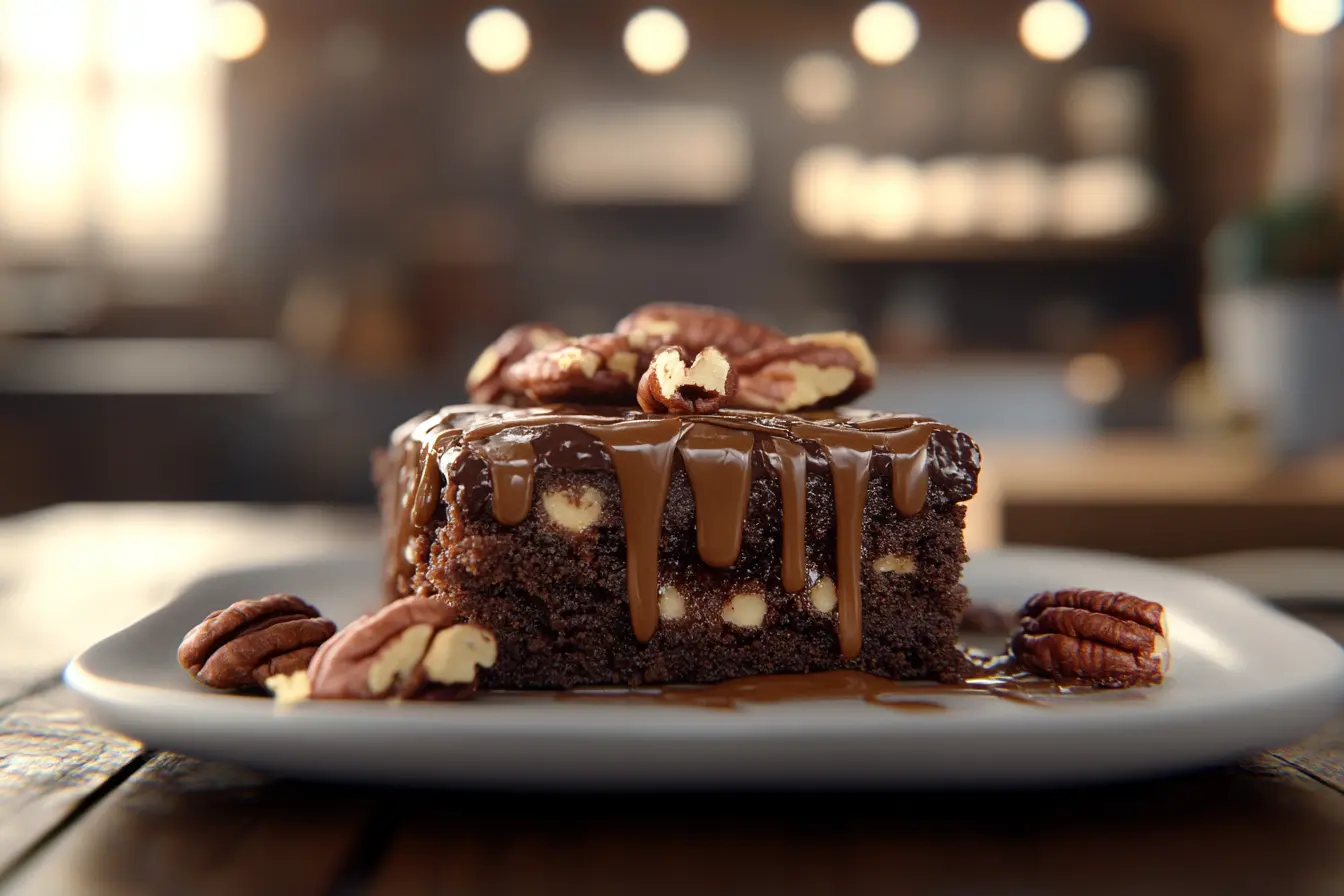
374, 405, 981, 688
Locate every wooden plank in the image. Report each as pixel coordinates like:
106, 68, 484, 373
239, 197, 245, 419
1271, 712, 1344, 797
0, 503, 376, 701
0, 687, 145, 876
1, 750, 376, 896
367, 759, 1344, 896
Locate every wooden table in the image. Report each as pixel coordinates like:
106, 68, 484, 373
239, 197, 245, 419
1, 505, 1343, 896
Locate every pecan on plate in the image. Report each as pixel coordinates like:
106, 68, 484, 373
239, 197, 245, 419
307, 597, 497, 701
637, 345, 738, 414
733, 331, 877, 413
615, 303, 784, 358
465, 322, 568, 405
1010, 589, 1170, 688
502, 333, 644, 405
177, 594, 336, 691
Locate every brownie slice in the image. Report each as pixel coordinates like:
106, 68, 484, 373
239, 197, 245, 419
374, 405, 981, 687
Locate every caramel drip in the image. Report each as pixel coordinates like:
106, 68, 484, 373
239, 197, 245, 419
548, 665, 1134, 710
678, 423, 755, 569
891, 443, 929, 516
384, 420, 427, 600
873, 421, 954, 516
792, 423, 872, 661
387, 405, 494, 591
556, 670, 953, 711
410, 427, 460, 527
767, 438, 809, 593
584, 418, 688, 642
479, 437, 537, 526
851, 413, 932, 432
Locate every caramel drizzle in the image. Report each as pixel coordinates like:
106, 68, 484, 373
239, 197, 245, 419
791, 423, 872, 660
386, 406, 966, 657
583, 418, 686, 643
479, 437, 537, 526
768, 438, 809, 594
678, 423, 756, 569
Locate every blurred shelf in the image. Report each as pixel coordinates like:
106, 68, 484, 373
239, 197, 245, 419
804, 234, 1179, 263
0, 339, 289, 395
981, 434, 1344, 558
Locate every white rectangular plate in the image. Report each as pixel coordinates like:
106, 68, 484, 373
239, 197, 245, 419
66, 546, 1344, 789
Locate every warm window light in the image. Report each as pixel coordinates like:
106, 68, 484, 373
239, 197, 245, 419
783, 52, 855, 121
1275, 0, 1343, 34
105, 0, 206, 76
0, 0, 93, 76
852, 2, 918, 66
1064, 353, 1123, 405
466, 7, 530, 74
0, 88, 87, 242
624, 7, 688, 75
101, 95, 221, 262
210, 0, 267, 62
1019, 0, 1089, 62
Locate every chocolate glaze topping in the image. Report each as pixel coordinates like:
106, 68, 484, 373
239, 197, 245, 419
382, 405, 981, 660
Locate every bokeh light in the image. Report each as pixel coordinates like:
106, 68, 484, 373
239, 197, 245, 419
210, 0, 267, 62
783, 52, 855, 121
1064, 353, 1124, 405
1274, 0, 1343, 34
624, 7, 688, 75
853, 156, 923, 240
792, 145, 862, 238
1020, 0, 1090, 62
466, 7, 530, 74
852, 2, 918, 66
1052, 157, 1158, 238
921, 157, 983, 238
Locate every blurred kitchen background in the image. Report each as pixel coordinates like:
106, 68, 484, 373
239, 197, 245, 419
1, 0, 1343, 564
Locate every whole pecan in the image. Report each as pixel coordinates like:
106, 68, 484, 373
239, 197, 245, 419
1010, 589, 1170, 688
733, 331, 877, 413
307, 597, 497, 701
177, 594, 336, 691
615, 303, 784, 358
637, 345, 737, 414
465, 322, 568, 404
502, 333, 644, 405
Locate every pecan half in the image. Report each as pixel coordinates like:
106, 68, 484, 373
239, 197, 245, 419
501, 333, 645, 406
615, 303, 785, 358
465, 322, 568, 404
1010, 588, 1170, 688
637, 345, 737, 414
307, 597, 497, 701
177, 594, 336, 691
733, 331, 877, 412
